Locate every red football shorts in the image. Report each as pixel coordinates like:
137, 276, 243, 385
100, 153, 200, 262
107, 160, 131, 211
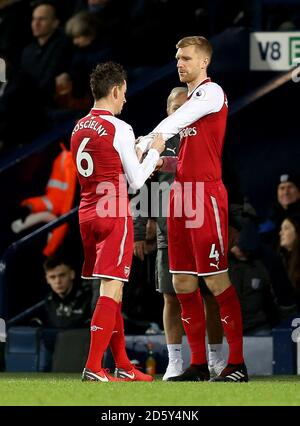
167, 180, 228, 276
80, 215, 133, 281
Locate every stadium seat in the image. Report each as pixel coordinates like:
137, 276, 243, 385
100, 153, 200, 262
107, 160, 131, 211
5, 326, 41, 372
51, 329, 90, 372
272, 328, 296, 374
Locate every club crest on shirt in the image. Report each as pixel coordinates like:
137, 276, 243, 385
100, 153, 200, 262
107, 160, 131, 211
124, 266, 130, 277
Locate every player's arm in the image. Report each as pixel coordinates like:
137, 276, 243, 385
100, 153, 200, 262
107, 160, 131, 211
136, 83, 224, 153
114, 125, 164, 190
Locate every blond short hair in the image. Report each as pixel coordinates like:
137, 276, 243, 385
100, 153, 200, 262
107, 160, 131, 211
65, 11, 99, 39
176, 36, 213, 63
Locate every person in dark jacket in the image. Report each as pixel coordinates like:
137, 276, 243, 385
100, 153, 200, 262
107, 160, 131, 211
20, 2, 73, 106
260, 172, 300, 244
0, 2, 74, 151
259, 173, 300, 314
33, 255, 92, 329
65, 10, 113, 103
278, 214, 300, 310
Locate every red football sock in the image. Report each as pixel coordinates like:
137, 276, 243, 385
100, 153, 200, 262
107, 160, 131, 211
176, 288, 207, 365
109, 302, 132, 370
216, 285, 244, 364
85, 296, 118, 372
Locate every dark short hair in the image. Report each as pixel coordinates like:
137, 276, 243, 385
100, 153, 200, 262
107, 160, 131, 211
32, 1, 58, 18
43, 255, 74, 272
90, 61, 127, 101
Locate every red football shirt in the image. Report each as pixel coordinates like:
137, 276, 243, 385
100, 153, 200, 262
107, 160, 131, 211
71, 108, 159, 223
137, 78, 228, 182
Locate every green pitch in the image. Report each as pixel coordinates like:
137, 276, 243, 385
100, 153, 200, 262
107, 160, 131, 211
0, 374, 299, 406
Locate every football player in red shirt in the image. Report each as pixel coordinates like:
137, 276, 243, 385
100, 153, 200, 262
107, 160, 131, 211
71, 61, 165, 382
137, 36, 247, 382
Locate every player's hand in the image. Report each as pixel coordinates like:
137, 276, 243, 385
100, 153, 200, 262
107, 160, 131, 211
150, 133, 165, 154
135, 136, 147, 162
134, 240, 146, 261
155, 158, 164, 171
135, 146, 143, 162
135, 136, 143, 145
55, 73, 72, 95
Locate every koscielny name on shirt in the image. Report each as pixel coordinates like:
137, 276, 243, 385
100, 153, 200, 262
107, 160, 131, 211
72, 120, 108, 137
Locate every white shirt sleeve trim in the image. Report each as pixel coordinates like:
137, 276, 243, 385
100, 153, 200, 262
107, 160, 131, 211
151, 82, 225, 140
105, 117, 159, 190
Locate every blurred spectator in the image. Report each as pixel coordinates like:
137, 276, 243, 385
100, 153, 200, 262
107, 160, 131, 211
72, 1, 201, 68
66, 11, 101, 49
30, 255, 92, 328
121, 0, 199, 67
229, 220, 279, 335
74, 0, 127, 45
10, 142, 77, 257
0, 2, 74, 152
260, 173, 300, 244
65, 11, 113, 103
276, 173, 300, 215
258, 173, 300, 316
279, 215, 300, 309
21, 2, 74, 106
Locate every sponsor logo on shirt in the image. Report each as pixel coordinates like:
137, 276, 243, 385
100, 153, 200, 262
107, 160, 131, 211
180, 127, 197, 138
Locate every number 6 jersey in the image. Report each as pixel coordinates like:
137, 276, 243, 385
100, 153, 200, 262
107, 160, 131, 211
71, 108, 159, 223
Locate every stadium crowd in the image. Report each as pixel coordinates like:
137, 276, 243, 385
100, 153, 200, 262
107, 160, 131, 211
1, 0, 299, 153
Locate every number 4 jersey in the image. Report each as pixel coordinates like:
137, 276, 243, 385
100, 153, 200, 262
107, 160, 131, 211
145, 78, 229, 275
